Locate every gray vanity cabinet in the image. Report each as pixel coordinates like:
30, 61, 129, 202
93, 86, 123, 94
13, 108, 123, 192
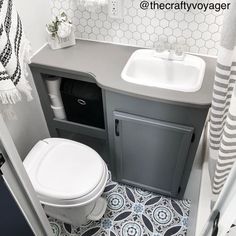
113, 111, 194, 197
105, 91, 209, 198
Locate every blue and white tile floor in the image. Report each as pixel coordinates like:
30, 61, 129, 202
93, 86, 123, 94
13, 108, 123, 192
48, 172, 190, 236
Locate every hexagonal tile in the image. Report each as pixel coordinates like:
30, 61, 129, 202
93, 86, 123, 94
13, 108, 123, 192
120, 23, 128, 31
137, 24, 145, 33
104, 35, 112, 41
164, 28, 172, 36
185, 13, 194, 23
195, 13, 205, 24
142, 17, 150, 26
120, 37, 129, 44
202, 31, 211, 40
133, 32, 141, 40
160, 19, 169, 28
95, 20, 103, 28
142, 32, 149, 41
117, 30, 124, 38
137, 39, 145, 46
52, 8, 59, 16
155, 26, 163, 35
199, 23, 208, 32
150, 18, 159, 27
133, 16, 141, 25
99, 12, 106, 21
173, 29, 182, 38
88, 19, 95, 27
84, 26, 92, 34
146, 25, 154, 34
209, 24, 219, 33
196, 39, 205, 47
190, 45, 199, 53
108, 28, 116, 37
179, 21, 188, 30
206, 40, 215, 49
129, 23, 137, 32
129, 38, 136, 45
169, 20, 178, 29
82, 11, 90, 20
165, 11, 174, 21
50, 0, 224, 56
128, 8, 136, 17
182, 29, 192, 39
103, 21, 111, 29
192, 31, 202, 40
124, 16, 133, 24
54, 0, 61, 9
188, 22, 198, 31
100, 28, 108, 36
146, 10, 155, 19
212, 32, 221, 42
92, 27, 99, 35
205, 14, 215, 24
125, 31, 132, 39
186, 38, 195, 47
80, 18, 87, 27
175, 11, 184, 21
62, 1, 69, 10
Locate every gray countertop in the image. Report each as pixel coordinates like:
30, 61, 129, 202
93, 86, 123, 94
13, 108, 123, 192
31, 39, 216, 108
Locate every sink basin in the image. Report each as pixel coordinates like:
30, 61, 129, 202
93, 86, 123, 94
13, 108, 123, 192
121, 49, 206, 92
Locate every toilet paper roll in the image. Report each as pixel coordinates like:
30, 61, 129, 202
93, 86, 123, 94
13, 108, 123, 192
49, 94, 64, 107
51, 105, 66, 120
46, 77, 62, 97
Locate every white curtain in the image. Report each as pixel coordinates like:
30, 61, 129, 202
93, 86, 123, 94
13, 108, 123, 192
209, 0, 236, 202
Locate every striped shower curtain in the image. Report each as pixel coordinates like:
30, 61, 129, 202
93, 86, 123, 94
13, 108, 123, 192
209, 0, 236, 202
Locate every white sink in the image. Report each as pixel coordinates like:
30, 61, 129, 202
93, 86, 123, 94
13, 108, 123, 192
121, 49, 206, 92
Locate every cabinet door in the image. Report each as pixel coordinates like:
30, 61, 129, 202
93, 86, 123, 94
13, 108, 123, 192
113, 111, 194, 197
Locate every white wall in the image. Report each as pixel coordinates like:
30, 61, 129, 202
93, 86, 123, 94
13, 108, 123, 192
2, 0, 51, 158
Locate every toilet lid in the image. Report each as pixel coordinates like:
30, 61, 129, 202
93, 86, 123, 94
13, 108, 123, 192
24, 138, 105, 201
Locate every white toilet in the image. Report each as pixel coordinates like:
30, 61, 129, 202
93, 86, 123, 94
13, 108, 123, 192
23, 138, 108, 226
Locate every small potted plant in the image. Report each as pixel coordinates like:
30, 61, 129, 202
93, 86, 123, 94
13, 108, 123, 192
46, 12, 76, 50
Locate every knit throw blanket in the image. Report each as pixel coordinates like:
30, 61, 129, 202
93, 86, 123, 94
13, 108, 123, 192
0, 0, 33, 105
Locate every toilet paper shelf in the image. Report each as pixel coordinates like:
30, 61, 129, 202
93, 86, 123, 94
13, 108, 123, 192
53, 118, 107, 140
30, 69, 108, 154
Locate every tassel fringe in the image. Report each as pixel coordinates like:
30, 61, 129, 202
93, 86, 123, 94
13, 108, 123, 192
0, 89, 21, 104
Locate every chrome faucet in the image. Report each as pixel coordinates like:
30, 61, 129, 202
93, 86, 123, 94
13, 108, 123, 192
154, 40, 186, 61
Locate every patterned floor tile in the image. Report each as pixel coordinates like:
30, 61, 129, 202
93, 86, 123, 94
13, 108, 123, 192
48, 172, 190, 236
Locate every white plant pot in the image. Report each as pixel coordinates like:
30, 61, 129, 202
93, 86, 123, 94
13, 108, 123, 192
48, 31, 76, 50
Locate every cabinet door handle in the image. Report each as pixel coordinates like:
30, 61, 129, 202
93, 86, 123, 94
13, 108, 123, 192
77, 99, 86, 105
191, 133, 195, 143
115, 119, 120, 136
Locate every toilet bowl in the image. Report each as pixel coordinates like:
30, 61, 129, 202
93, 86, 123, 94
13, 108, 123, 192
23, 138, 108, 226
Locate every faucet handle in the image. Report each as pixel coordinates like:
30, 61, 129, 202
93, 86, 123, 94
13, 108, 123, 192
154, 40, 166, 53
173, 43, 186, 56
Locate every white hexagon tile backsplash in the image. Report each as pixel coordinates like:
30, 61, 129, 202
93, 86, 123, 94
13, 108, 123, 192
50, 0, 224, 56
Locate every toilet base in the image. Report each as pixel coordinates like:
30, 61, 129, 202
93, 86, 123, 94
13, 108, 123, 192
44, 197, 107, 226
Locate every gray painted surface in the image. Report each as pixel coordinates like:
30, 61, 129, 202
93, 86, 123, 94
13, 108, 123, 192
184, 130, 206, 236
105, 91, 209, 198
30, 68, 109, 163
30, 65, 208, 198
31, 40, 216, 107
113, 111, 194, 197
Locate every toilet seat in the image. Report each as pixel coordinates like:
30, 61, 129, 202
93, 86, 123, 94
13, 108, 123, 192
24, 138, 108, 207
